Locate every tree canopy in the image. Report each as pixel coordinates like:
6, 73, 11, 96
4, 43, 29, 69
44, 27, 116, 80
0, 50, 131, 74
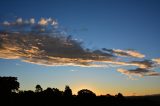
0, 76, 19, 95
78, 89, 96, 97
64, 85, 72, 97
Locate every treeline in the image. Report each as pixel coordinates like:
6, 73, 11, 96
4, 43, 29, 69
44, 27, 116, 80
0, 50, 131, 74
0, 76, 159, 105
0, 76, 122, 97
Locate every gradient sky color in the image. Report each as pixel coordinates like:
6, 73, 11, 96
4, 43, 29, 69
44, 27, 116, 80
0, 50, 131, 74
0, 0, 160, 96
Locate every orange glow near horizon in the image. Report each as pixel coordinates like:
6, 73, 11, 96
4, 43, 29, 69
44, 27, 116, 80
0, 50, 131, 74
71, 85, 160, 96
19, 83, 160, 96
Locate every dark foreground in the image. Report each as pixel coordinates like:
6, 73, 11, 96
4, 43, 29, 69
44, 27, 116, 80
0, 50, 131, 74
1, 94, 160, 106
0, 76, 160, 106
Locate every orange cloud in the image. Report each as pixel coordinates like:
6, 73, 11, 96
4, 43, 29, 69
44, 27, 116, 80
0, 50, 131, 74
38, 18, 48, 25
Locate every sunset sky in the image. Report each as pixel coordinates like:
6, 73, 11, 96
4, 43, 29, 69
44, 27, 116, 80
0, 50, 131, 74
0, 0, 160, 96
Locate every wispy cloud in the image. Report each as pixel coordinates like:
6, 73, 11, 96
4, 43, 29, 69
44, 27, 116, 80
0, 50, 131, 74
117, 68, 160, 79
16, 63, 20, 66
128, 60, 154, 69
117, 59, 160, 79
70, 70, 78, 72
103, 48, 145, 58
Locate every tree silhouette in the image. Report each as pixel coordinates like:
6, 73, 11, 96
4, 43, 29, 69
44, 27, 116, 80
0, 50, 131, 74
78, 89, 96, 97
43, 87, 63, 97
0, 76, 158, 106
0, 76, 19, 95
115, 93, 124, 100
35, 84, 43, 92
52, 88, 63, 96
64, 85, 72, 97
43, 87, 53, 96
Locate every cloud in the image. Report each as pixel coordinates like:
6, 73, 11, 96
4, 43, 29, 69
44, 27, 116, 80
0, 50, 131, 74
117, 60, 159, 79
38, 18, 58, 26
2, 18, 36, 26
103, 48, 145, 58
70, 70, 78, 72
117, 68, 160, 79
30, 18, 35, 24
3, 21, 10, 26
16, 63, 20, 66
47, 18, 58, 26
128, 60, 154, 69
16, 18, 23, 24
0, 31, 115, 67
99, 60, 154, 69
0, 32, 154, 68
152, 58, 160, 64
0, 17, 115, 67
1, 17, 58, 34
0, 17, 160, 79
38, 18, 48, 26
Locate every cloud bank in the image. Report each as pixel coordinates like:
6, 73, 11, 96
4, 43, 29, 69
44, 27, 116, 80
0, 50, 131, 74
0, 17, 160, 79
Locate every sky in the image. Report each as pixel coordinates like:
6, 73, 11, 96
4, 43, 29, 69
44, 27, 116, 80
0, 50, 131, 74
0, 0, 160, 96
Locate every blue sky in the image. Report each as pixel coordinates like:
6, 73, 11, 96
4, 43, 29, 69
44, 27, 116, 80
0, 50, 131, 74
0, 0, 160, 96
